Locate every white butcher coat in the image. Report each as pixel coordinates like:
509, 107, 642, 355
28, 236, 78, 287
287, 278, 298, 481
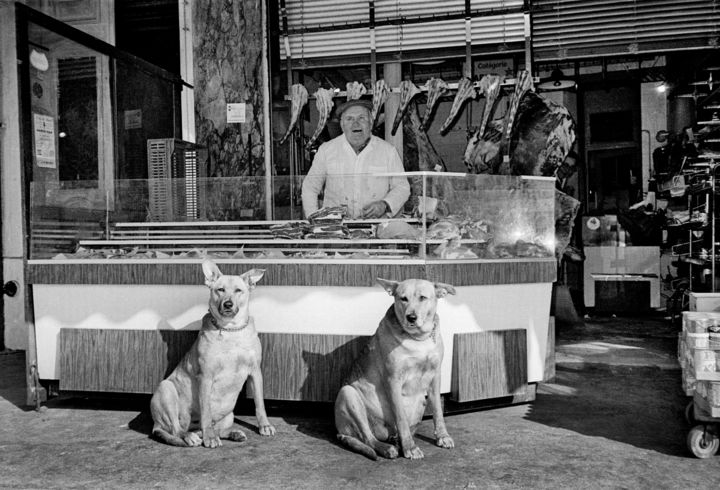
301, 134, 411, 219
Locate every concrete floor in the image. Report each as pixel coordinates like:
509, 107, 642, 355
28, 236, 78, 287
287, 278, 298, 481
1, 313, 719, 489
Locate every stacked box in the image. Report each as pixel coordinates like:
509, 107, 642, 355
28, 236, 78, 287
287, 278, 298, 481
681, 311, 720, 407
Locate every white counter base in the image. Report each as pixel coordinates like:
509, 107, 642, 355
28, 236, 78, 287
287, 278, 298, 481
34, 283, 552, 393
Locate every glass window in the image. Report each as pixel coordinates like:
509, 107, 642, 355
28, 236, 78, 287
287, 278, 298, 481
27, 21, 112, 208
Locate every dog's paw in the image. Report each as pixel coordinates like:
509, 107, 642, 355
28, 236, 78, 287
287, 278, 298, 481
403, 445, 424, 460
378, 443, 399, 459
228, 429, 247, 442
202, 431, 223, 448
184, 432, 202, 447
436, 435, 454, 449
259, 424, 276, 436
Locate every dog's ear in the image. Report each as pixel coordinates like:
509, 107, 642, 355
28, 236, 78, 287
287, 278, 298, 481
241, 268, 266, 290
202, 260, 222, 286
434, 282, 456, 298
376, 278, 399, 296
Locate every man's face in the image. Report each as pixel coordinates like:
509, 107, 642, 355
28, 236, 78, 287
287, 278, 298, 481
340, 105, 372, 149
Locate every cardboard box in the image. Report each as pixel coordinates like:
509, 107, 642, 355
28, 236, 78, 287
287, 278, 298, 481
690, 292, 720, 313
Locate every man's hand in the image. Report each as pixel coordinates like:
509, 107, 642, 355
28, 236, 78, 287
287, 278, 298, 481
362, 200, 389, 219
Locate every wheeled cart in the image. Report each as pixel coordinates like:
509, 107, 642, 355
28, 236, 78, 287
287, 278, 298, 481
679, 312, 720, 458
686, 395, 720, 458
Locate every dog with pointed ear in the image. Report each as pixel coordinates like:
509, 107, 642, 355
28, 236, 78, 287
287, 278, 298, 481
335, 277, 456, 460
150, 260, 275, 447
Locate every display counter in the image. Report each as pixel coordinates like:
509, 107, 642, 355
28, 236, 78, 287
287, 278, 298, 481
27, 172, 557, 404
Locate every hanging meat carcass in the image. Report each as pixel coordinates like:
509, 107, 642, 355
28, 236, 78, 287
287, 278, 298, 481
403, 99, 446, 173
421, 78, 449, 131
464, 90, 575, 178
391, 80, 422, 136
497, 70, 534, 173
370, 79, 389, 128
306, 87, 336, 148
279, 83, 309, 145
463, 75, 502, 168
401, 99, 451, 215
345, 81, 367, 101
439, 77, 477, 134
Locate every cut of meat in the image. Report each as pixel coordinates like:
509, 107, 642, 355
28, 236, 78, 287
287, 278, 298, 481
499, 70, 534, 170
307, 205, 348, 224
346, 81, 367, 101
463, 75, 502, 169
391, 80, 422, 136
307, 87, 336, 148
279, 83, 309, 145
439, 77, 477, 134
421, 77, 449, 131
370, 79, 389, 128
404, 100, 446, 172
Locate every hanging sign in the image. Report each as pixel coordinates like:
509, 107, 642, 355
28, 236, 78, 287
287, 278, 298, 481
33, 113, 56, 168
473, 58, 514, 78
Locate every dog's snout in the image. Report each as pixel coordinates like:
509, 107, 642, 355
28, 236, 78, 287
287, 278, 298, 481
406, 313, 418, 323
222, 299, 234, 310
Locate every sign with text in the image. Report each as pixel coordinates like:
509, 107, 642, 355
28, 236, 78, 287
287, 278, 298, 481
473, 58, 514, 78
33, 113, 56, 168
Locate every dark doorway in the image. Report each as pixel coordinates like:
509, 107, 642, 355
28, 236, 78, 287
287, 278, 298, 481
583, 83, 642, 214
115, 0, 180, 75
57, 56, 98, 181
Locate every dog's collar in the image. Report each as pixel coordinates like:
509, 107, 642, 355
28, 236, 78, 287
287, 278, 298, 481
428, 321, 438, 343
208, 311, 249, 332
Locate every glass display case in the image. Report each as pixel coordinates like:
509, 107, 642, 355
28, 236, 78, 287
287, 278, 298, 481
28, 172, 556, 263
27, 171, 556, 404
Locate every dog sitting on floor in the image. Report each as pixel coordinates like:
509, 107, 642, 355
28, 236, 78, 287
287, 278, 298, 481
150, 260, 275, 447
335, 278, 456, 460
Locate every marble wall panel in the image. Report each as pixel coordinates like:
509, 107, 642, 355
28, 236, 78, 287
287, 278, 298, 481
193, 1, 267, 218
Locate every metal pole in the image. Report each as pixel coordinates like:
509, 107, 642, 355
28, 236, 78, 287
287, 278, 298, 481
712, 163, 716, 292
369, 1, 377, 85
261, 0, 273, 219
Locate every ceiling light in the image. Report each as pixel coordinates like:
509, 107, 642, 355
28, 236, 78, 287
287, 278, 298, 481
537, 68, 576, 91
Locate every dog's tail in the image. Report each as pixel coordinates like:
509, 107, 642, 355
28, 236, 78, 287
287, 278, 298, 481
337, 434, 378, 460
152, 427, 189, 447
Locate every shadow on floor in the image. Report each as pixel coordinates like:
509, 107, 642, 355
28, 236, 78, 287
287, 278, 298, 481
0, 351, 33, 412
528, 312, 689, 457
526, 365, 689, 456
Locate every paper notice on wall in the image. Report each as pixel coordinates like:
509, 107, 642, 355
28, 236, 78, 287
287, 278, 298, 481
124, 109, 142, 129
226, 103, 246, 123
33, 113, 56, 168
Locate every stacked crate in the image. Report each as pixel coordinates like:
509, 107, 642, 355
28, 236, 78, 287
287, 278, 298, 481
680, 312, 720, 417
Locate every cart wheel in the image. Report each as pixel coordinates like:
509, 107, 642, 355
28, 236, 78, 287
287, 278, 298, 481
687, 425, 720, 458
685, 401, 696, 425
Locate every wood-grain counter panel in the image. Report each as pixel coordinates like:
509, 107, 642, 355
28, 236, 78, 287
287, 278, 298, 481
28, 259, 555, 286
